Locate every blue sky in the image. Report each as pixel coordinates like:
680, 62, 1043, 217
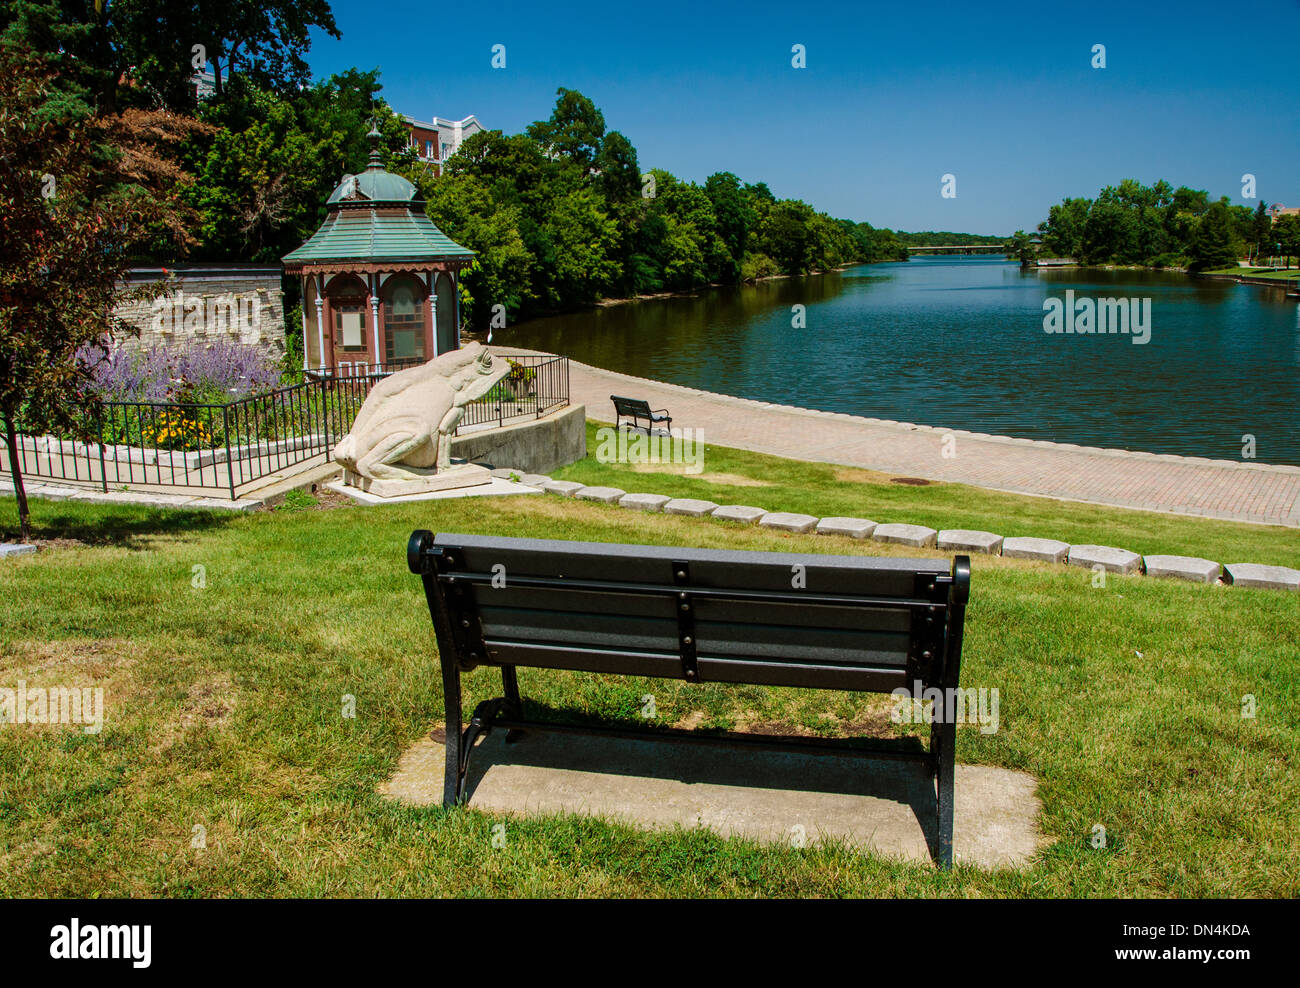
307, 0, 1300, 234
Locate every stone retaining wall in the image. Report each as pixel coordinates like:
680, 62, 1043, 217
113, 265, 286, 360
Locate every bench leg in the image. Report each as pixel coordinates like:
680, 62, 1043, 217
502, 665, 525, 744
933, 716, 956, 869
440, 660, 463, 809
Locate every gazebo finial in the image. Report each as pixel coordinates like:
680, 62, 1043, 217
366, 116, 384, 170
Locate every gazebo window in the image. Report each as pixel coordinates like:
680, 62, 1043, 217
334, 304, 365, 352
383, 279, 425, 362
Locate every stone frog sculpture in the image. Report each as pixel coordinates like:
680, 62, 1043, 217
333, 343, 510, 481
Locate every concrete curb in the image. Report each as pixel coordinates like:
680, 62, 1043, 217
491, 475, 1298, 593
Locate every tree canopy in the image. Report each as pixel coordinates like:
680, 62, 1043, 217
1033, 178, 1264, 271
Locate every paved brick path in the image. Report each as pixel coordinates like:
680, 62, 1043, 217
534, 352, 1300, 527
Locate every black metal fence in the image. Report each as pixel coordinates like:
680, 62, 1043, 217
1, 351, 569, 500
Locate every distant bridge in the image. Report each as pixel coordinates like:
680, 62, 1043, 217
906, 244, 1009, 255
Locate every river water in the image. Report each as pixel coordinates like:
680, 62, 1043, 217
500, 256, 1300, 465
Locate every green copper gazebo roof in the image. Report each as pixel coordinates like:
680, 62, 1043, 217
325, 168, 418, 205
283, 208, 474, 265
282, 124, 473, 267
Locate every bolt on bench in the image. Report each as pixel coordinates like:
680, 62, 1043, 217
408, 531, 970, 867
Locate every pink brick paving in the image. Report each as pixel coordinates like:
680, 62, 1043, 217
513, 350, 1300, 528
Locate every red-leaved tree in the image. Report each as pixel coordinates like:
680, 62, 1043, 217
0, 46, 206, 541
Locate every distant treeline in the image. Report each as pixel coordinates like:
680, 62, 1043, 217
1022, 179, 1300, 271
896, 231, 1008, 247
417, 89, 911, 330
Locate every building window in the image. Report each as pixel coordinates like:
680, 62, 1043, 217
334, 305, 366, 352
441, 141, 451, 159
383, 280, 425, 363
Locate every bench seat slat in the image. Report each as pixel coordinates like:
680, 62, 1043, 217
483, 640, 908, 692
695, 657, 907, 692
442, 535, 941, 597
470, 587, 918, 634
478, 606, 677, 652
485, 640, 682, 679
692, 623, 910, 666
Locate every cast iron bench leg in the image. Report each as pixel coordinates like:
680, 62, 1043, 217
933, 716, 956, 869
440, 660, 463, 808
502, 665, 525, 744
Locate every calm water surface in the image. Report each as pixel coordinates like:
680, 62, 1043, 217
501, 257, 1300, 465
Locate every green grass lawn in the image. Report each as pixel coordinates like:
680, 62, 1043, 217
1205, 266, 1300, 282
1, 437, 1297, 897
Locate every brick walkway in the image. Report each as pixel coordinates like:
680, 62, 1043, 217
543, 354, 1300, 528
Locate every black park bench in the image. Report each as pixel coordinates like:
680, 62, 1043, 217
407, 531, 971, 868
610, 394, 672, 434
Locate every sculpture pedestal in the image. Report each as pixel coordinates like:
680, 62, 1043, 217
341, 463, 493, 499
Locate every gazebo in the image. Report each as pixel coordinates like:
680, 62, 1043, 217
283, 125, 474, 373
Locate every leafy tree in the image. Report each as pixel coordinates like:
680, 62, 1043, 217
595, 130, 640, 205
1005, 230, 1037, 265
526, 87, 606, 170
541, 185, 619, 304
1250, 202, 1271, 262
704, 171, 752, 274
1037, 197, 1090, 258
0, 0, 339, 113
0, 49, 194, 540
1187, 201, 1242, 272
765, 200, 816, 275
422, 172, 534, 325
1273, 214, 1300, 269
186, 70, 408, 262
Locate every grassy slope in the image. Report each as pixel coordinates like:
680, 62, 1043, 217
554, 421, 1300, 569
1, 472, 1297, 897
1204, 267, 1300, 282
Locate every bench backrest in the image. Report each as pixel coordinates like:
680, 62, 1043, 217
409, 532, 969, 695
610, 395, 653, 416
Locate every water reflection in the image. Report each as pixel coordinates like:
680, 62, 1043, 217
502, 257, 1300, 465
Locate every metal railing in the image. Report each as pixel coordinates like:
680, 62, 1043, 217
2, 352, 569, 500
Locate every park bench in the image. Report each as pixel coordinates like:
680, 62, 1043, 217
407, 531, 971, 867
610, 394, 672, 434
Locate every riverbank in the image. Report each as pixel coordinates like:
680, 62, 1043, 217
589, 262, 872, 310
1200, 267, 1300, 287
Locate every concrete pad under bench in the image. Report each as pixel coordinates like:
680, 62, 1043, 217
1067, 544, 1143, 575
937, 529, 1004, 555
619, 493, 672, 512
1143, 554, 1222, 584
383, 733, 1042, 871
576, 486, 627, 504
542, 480, 585, 497
1223, 562, 1300, 591
758, 511, 819, 534
712, 504, 768, 524
872, 523, 938, 548
663, 498, 719, 517
816, 517, 877, 539
1001, 537, 1070, 564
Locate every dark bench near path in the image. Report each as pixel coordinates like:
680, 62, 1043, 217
408, 531, 972, 867
610, 394, 672, 434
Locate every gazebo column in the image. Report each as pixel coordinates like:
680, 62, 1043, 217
453, 270, 461, 348
300, 276, 310, 374
313, 293, 325, 373
369, 274, 381, 370
429, 272, 439, 357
